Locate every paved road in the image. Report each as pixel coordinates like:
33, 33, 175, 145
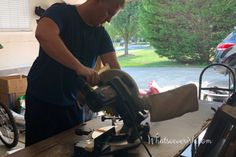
115, 44, 150, 51
0, 66, 231, 94
122, 67, 231, 92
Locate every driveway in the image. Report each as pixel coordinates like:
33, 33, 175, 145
122, 67, 231, 92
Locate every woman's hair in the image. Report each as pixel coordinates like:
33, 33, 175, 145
103, 0, 126, 8
117, 0, 126, 6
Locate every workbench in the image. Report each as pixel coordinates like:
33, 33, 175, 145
6, 100, 221, 157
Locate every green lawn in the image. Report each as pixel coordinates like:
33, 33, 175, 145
116, 47, 207, 67
117, 48, 181, 67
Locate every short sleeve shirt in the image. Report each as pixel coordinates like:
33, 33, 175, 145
27, 3, 115, 106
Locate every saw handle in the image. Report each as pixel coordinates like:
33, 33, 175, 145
76, 76, 105, 112
76, 76, 89, 89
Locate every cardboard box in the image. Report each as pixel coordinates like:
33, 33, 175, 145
0, 75, 27, 94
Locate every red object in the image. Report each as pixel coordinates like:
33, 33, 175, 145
139, 80, 160, 96
217, 43, 235, 51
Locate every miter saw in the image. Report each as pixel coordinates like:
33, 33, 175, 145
73, 69, 199, 157
73, 69, 157, 157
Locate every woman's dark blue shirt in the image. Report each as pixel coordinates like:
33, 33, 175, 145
27, 3, 115, 106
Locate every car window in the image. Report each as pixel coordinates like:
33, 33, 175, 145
223, 31, 236, 42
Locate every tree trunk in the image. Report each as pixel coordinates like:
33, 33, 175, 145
124, 40, 129, 56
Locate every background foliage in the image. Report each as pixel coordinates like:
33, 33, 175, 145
106, 0, 139, 56
107, 0, 236, 64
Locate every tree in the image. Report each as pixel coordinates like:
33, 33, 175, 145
138, 0, 236, 64
106, 0, 139, 55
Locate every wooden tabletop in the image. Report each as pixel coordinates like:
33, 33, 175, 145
6, 100, 221, 157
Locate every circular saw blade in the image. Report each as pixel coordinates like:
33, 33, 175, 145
99, 69, 140, 97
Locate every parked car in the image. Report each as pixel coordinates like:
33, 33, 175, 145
214, 45, 236, 74
213, 26, 236, 75
215, 26, 236, 54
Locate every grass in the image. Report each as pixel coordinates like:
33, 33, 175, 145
117, 47, 187, 67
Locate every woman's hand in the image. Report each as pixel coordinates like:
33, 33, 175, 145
75, 66, 100, 86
